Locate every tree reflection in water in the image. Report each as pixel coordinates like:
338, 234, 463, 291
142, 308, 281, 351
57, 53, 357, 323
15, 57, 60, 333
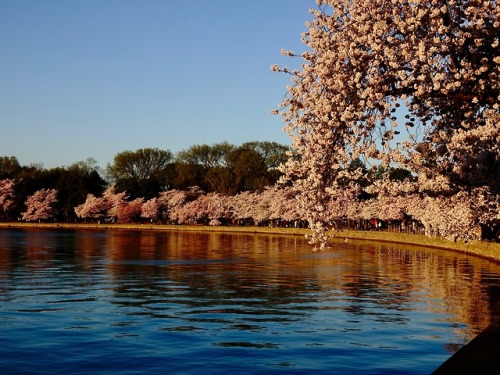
1, 228, 500, 374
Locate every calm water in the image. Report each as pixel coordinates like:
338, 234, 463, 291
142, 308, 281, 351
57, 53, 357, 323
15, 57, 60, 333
1, 228, 500, 374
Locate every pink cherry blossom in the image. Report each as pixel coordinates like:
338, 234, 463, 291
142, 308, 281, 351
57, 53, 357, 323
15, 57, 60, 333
116, 197, 144, 223
22, 188, 58, 222
141, 197, 160, 221
273, 0, 499, 247
0, 179, 15, 219
74, 193, 112, 221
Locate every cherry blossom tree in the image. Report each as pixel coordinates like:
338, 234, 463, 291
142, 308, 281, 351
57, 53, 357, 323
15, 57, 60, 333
230, 190, 259, 225
116, 197, 144, 223
404, 188, 499, 242
74, 193, 112, 221
253, 185, 301, 226
102, 186, 128, 222
277, 187, 306, 225
0, 179, 15, 220
227, 186, 305, 228
324, 185, 360, 229
141, 197, 160, 222
261, 186, 287, 224
158, 186, 204, 223
74, 185, 125, 222
22, 188, 58, 222
170, 192, 230, 226
106, 148, 174, 199
251, 188, 274, 225
359, 179, 417, 223
273, 0, 499, 247
203, 193, 232, 226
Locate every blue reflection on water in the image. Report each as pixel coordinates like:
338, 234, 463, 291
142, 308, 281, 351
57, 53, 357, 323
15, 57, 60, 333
0, 228, 499, 374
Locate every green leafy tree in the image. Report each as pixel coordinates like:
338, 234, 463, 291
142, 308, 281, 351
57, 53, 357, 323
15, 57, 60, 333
56, 161, 107, 221
172, 162, 208, 191
205, 146, 268, 194
227, 146, 268, 193
241, 141, 289, 184
176, 142, 235, 169
174, 142, 235, 192
0, 156, 21, 179
106, 148, 174, 199
205, 166, 236, 195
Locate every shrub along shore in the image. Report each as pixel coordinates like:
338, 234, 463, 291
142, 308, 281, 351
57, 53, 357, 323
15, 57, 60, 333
1, 222, 500, 263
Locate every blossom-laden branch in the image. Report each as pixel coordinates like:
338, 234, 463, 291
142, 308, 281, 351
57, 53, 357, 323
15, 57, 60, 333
273, 0, 499, 248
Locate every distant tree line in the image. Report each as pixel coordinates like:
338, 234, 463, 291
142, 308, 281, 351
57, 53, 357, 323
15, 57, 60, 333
1, 139, 497, 243
0, 141, 290, 222
0, 139, 412, 225
107, 141, 289, 199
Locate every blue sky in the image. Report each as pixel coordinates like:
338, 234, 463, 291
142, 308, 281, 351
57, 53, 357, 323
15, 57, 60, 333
1, 0, 314, 169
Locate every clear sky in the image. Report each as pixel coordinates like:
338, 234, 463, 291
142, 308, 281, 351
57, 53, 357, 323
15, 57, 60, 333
1, 0, 314, 169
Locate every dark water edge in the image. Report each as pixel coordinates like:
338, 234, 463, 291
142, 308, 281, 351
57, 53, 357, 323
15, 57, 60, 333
432, 319, 500, 375
2, 228, 500, 374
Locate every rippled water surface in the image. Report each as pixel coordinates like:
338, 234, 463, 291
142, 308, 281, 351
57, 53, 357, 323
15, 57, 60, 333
1, 228, 500, 374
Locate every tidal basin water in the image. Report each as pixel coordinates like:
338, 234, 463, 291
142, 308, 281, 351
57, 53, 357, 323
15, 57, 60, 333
1, 228, 500, 374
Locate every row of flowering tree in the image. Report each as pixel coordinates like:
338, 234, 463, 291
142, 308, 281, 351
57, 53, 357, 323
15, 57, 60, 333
1, 176, 498, 243
0, 179, 59, 222
0, 142, 288, 220
73, 184, 498, 244
73, 185, 305, 227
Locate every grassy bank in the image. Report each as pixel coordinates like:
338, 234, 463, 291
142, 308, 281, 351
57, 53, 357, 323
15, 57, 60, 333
329, 229, 500, 263
0, 222, 311, 236
1, 222, 499, 263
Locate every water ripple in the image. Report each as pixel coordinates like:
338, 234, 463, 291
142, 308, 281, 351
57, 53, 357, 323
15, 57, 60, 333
1, 228, 499, 374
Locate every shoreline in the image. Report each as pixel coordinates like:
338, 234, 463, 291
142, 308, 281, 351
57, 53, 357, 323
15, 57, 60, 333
1, 222, 500, 263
